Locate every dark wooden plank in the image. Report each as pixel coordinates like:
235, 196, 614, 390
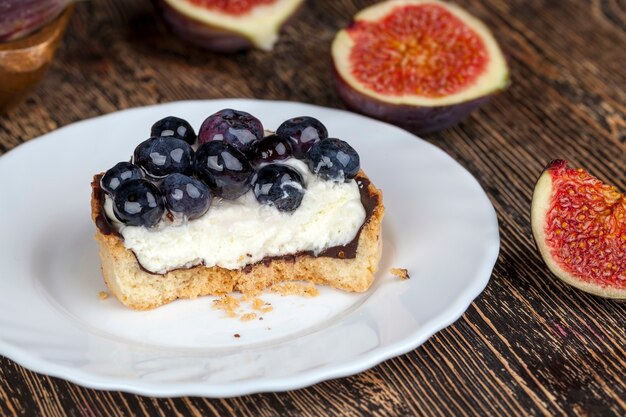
0, 0, 625, 416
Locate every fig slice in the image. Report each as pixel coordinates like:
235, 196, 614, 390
531, 160, 626, 299
157, 0, 303, 52
331, 0, 509, 132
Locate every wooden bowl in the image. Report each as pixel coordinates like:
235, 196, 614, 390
0, 6, 73, 112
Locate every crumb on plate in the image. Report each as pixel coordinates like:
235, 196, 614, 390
270, 282, 319, 297
212, 283, 318, 321
390, 268, 410, 280
240, 313, 257, 322
98, 291, 109, 300
252, 297, 273, 313
241, 290, 261, 302
213, 294, 241, 318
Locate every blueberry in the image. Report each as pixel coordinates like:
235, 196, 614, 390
194, 141, 254, 200
133, 136, 194, 179
250, 134, 292, 165
276, 116, 328, 159
161, 173, 211, 220
198, 109, 263, 154
101, 162, 144, 195
113, 179, 165, 227
151, 116, 196, 145
253, 164, 305, 213
306, 138, 360, 182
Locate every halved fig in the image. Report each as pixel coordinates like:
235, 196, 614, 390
531, 160, 626, 299
331, 0, 509, 132
156, 0, 303, 52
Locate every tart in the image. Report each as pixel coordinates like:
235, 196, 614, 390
91, 110, 384, 310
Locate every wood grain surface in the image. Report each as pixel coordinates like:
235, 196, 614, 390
1, 0, 625, 416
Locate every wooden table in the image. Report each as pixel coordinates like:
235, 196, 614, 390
1, 1, 624, 415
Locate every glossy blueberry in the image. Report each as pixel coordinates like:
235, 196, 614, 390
276, 116, 328, 159
133, 136, 194, 179
194, 141, 254, 200
253, 164, 305, 213
150, 116, 197, 145
100, 161, 144, 195
160, 173, 211, 220
250, 134, 292, 165
198, 109, 263, 154
113, 179, 165, 227
306, 138, 360, 182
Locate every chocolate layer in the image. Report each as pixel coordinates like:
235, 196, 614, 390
92, 173, 380, 274
92, 174, 121, 238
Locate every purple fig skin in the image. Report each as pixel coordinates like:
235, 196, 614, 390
154, 0, 252, 52
332, 65, 495, 134
0, 0, 68, 42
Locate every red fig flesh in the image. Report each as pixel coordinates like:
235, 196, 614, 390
531, 160, 626, 299
331, 0, 509, 132
186, 0, 275, 15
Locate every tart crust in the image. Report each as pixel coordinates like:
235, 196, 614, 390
91, 171, 384, 310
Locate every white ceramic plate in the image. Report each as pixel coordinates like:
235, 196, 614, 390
0, 99, 499, 397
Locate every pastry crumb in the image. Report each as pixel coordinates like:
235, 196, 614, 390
390, 268, 410, 280
213, 295, 241, 318
234, 333, 241, 338
213, 284, 317, 320
240, 313, 257, 322
213, 293, 272, 318
241, 290, 261, 302
98, 291, 109, 300
270, 282, 319, 297
252, 297, 273, 313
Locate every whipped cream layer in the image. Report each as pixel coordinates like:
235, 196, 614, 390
104, 159, 366, 274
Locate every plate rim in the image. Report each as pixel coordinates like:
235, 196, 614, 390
0, 99, 500, 397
